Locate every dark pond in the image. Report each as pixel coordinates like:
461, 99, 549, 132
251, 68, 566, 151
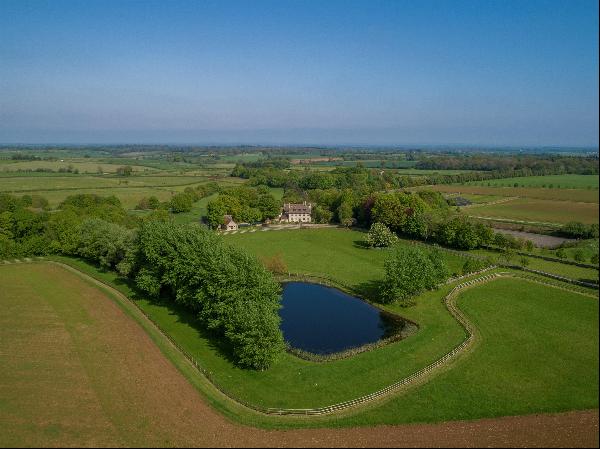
280, 282, 406, 355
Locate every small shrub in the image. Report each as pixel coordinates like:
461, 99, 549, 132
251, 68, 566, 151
462, 258, 487, 274
260, 253, 288, 275
365, 222, 398, 248
169, 193, 193, 213
573, 250, 586, 263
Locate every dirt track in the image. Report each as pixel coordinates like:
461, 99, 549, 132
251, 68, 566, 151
1, 263, 598, 448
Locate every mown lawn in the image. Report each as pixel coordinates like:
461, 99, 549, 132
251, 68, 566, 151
226, 227, 469, 293
337, 278, 599, 425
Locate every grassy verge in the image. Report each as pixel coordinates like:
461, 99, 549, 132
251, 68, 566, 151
470, 247, 599, 282
226, 227, 470, 296
41, 257, 599, 429
343, 278, 599, 425
49, 255, 466, 411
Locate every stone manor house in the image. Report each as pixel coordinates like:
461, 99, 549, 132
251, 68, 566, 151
279, 202, 312, 223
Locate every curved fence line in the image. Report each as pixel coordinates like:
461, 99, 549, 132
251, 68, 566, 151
40, 259, 498, 416
6, 259, 596, 417
481, 245, 599, 271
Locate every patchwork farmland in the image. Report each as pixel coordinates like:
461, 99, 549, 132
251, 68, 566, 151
1, 147, 598, 447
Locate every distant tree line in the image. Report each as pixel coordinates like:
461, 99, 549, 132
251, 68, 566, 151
135, 182, 220, 214
416, 154, 598, 175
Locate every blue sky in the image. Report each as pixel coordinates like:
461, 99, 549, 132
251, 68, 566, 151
0, 0, 598, 146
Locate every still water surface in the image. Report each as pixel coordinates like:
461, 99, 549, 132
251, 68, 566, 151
280, 282, 404, 355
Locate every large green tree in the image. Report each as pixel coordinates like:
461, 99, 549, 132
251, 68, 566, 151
135, 222, 285, 369
380, 245, 449, 304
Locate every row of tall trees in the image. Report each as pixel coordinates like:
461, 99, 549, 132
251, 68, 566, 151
0, 192, 285, 370
135, 221, 284, 369
416, 154, 599, 175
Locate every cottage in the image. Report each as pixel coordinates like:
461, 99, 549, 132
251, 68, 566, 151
221, 215, 238, 231
279, 202, 312, 223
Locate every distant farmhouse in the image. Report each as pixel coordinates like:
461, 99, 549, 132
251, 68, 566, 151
279, 202, 312, 223
221, 215, 238, 231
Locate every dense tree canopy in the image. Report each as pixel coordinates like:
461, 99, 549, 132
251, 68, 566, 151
380, 246, 449, 304
135, 221, 285, 369
206, 186, 280, 227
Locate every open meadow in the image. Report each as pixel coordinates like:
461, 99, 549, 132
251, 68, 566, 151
36, 224, 598, 426
465, 197, 599, 225
468, 174, 599, 190
0, 166, 245, 209
424, 177, 599, 227
0, 159, 159, 173
428, 183, 599, 203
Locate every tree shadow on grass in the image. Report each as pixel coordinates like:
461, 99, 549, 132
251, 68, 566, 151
352, 240, 371, 250
108, 271, 239, 367
354, 279, 385, 303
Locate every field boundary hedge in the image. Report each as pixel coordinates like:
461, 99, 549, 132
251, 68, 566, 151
482, 245, 599, 270
411, 240, 599, 288
5, 259, 595, 416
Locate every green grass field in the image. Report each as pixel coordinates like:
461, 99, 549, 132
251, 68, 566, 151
469, 247, 598, 282
0, 173, 240, 209
429, 184, 599, 204
446, 193, 508, 204
0, 159, 159, 174
339, 278, 599, 425
0, 174, 212, 192
52, 253, 599, 428
228, 226, 598, 291
468, 174, 599, 190
171, 193, 218, 225
53, 229, 471, 410
49, 227, 598, 419
226, 228, 470, 289
538, 239, 599, 263
465, 197, 599, 225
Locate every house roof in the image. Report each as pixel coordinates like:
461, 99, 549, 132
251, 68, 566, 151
223, 214, 236, 224
283, 202, 312, 214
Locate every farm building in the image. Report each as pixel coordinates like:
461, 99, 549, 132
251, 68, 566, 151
279, 202, 312, 223
221, 215, 238, 231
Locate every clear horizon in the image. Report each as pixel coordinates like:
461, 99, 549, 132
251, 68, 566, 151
1, 0, 598, 146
